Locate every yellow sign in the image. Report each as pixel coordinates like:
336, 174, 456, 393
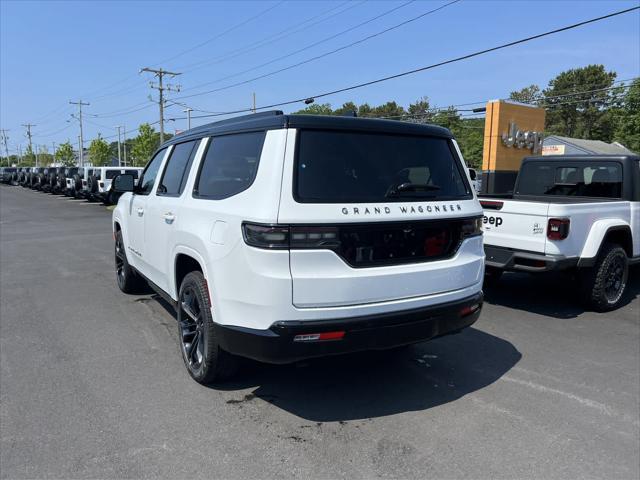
481, 100, 546, 193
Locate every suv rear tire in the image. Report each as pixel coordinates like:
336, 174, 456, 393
114, 230, 147, 294
178, 271, 238, 384
579, 243, 628, 312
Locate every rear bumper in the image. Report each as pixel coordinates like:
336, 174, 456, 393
214, 292, 483, 364
485, 245, 578, 272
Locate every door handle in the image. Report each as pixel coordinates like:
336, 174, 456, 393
137, 207, 144, 217
163, 212, 176, 224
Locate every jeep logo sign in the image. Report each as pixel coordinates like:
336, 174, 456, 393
501, 121, 543, 153
483, 215, 503, 227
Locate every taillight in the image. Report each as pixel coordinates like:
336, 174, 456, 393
461, 216, 483, 238
290, 226, 339, 248
242, 223, 289, 249
547, 218, 570, 240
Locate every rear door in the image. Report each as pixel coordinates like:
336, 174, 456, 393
278, 128, 482, 308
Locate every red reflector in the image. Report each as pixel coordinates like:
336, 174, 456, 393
293, 331, 345, 342
460, 304, 480, 317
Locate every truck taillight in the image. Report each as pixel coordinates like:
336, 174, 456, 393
547, 218, 570, 240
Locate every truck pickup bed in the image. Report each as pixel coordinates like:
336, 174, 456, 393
480, 154, 639, 311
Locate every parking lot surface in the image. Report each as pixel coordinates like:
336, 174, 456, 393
1, 185, 639, 479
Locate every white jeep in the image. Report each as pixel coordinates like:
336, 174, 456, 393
112, 111, 485, 383
87, 167, 142, 203
480, 155, 640, 311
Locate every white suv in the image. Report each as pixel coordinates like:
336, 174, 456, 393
112, 111, 485, 383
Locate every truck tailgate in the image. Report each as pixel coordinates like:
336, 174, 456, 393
481, 199, 549, 253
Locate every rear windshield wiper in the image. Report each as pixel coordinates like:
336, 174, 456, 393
385, 182, 441, 198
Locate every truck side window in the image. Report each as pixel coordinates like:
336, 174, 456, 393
137, 148, 167, 196
194, 132, 265, 199
157, 140, 198, 196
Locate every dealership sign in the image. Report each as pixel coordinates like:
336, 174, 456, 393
501, 121, 543, 153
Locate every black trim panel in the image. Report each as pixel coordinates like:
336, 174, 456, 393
214, 292, 483, 364
484, 245, 578, 272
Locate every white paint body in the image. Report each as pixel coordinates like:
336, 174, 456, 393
482, 199, 640, 260
114, 129, 484, 331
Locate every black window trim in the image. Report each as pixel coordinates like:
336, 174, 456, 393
192, 130, 266, 201
156, 140, 198, 198
291, 128, 473, 204
136, 147, 169, 196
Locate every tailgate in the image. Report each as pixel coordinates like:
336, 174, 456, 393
481, 198, 549, 253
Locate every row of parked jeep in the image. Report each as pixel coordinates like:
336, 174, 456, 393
0, 166, 143, 204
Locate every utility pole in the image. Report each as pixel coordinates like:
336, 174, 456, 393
69, 100, 89, 167
183, 108, 193, 130
21, 123, 35, 165
17, 145, 22, 165
115, 125, 123, 166
0, 129, 9, 166
252, 92, 256, 113
122, 125, 127, 167
140, 67, 181, 143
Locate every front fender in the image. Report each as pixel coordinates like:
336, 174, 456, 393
579, 219, 630, 261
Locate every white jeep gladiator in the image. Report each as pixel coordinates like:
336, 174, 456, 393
480, 154, 639, 311
112, 111, 484, 383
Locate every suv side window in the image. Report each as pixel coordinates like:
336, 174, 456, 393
194, 132, 265, 199
137, 148, 167, 195
157, 140, 198, 196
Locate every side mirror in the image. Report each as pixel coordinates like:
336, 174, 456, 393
113, 174, 135, 192
468, 168, 477, 181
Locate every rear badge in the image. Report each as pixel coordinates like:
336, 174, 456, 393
341, 203, 463, 216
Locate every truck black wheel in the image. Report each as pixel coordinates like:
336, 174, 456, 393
178, 271, 238, 384
114, 230, 146, 294
579, 243, 629, 312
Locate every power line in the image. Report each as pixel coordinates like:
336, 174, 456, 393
177, 0, 461, 99
167, 6, 639, 121
178, 0, 362, 73
156, 1, 285, 67
178, 0, 421, 94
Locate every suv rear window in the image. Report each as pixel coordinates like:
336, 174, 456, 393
516, 162, 623, 198
195, 132, 265, 199
105, 170, 120, 180
294, 130, 469, 203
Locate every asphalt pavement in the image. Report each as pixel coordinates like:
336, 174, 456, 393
1, 185, 639, 479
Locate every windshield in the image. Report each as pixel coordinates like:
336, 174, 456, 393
516, 162, 623, 199
294, 130, 470, 203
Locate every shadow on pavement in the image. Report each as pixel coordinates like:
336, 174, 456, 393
215, 327, 521, 422
483, 265, 639, 320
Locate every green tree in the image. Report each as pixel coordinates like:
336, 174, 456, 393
130, 123, 159, 167
613, 79, 640, 153
333, 101, 358, 116
357, 103, 373, 117
292, 103, 334, 115
509, 84, 541, 104
55, 141, 76, 166
543, 65, 617, 139
88, 136, 111, 166
372, 101, 405, 118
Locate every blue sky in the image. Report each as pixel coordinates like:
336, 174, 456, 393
1, 0, 639, 153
